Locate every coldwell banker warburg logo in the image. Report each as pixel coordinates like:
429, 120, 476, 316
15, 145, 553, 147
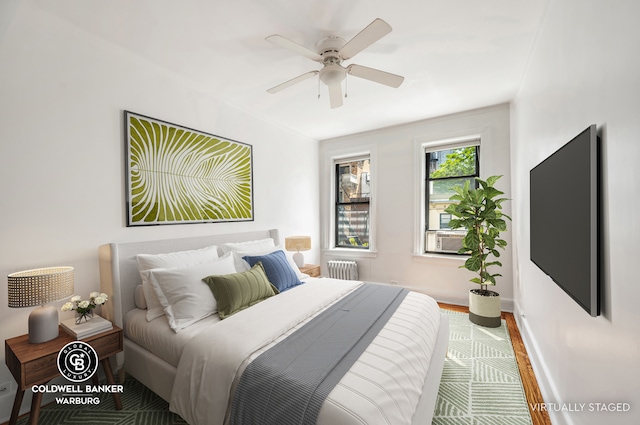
30, 341, 124, 405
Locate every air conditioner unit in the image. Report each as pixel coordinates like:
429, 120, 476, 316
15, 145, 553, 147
435, 232, 465, 253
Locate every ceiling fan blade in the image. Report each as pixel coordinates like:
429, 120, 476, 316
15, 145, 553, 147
266, 35, 322, 61
267, 71, 319, 94
339, 18, 392, 60
347, 64, 404, 88
328, 82, 343, 108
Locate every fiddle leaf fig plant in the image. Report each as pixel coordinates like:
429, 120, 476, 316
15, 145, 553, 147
444, 175, 512, 292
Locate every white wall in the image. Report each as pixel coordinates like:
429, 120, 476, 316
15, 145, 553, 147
319, 104, 513, 308
511, 1, 640, 424
0, 2, 318, 420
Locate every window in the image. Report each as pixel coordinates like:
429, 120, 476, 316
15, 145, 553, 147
335, 157, 370, 249
439, 213, 452, 229
424, 144, 479, 253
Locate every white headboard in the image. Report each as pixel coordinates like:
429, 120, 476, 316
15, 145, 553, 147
98, 229, 280, 329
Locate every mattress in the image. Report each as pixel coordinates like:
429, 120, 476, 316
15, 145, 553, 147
124, 308, 220, 367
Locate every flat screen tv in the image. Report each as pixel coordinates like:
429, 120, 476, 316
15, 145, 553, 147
530, 125, 600, 316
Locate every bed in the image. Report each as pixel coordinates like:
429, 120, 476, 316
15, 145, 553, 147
98, 229, 449, 425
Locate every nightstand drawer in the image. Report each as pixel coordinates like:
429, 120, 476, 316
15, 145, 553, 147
86, 331, 123, 360
6, 326, 123, 390
23, 353, 59, 388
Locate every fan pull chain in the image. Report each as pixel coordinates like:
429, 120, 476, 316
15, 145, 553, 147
345, 75, 348, 98
318, 79, 321, 101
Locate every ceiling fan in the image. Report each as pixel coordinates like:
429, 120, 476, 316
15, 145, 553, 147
266, 18, 404, 109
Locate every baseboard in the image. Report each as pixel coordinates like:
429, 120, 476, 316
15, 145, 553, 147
515, 312, 575, 425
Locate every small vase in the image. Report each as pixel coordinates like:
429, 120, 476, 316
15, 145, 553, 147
75, 310, 94, 325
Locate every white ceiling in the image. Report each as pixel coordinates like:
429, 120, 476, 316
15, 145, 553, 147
34, 0, 549, 140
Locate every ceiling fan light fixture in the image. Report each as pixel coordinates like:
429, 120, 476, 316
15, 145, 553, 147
319, 64, 346, 87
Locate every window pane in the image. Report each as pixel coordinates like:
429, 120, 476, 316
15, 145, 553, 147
440, 213, 452, 229
429, 176, 476, 204
337, 159, 370, 202
426, 176, 474, 252
429, 146, 477, 179
336, 204, 369, 248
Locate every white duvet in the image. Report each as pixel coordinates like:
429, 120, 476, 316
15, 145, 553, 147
169, 279, 441, 425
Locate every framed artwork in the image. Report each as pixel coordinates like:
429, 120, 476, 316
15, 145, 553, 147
124, 111, 253, 226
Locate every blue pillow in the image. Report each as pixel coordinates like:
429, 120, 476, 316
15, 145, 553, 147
242, 250, 302, 292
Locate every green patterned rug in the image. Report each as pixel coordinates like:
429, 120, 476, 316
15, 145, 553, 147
17, 310, 532, 425
432, 309, 533, 425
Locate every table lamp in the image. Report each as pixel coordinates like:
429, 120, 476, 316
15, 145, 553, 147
285, 236, 311, 268
8, 266, 74, 343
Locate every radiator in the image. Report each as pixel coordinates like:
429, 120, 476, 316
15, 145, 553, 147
327, 260, 359, 280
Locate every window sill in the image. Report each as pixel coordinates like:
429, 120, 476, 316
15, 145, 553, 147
323, 248, 378, 259
412, 252, 468, 266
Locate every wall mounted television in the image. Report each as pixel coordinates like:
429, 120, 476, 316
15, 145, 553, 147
530, 124, 600, 316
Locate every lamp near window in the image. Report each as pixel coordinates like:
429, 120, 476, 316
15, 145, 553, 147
8, 267, 74, 343
285, 236, 311, 268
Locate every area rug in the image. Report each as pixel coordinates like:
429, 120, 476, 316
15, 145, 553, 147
432, 309, 533, 425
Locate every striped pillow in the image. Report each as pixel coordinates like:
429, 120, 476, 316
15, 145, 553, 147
204, 262, 279, 319
242, 250, 302, 292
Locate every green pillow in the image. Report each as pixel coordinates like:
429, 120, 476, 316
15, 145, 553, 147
204, 262, 279, 319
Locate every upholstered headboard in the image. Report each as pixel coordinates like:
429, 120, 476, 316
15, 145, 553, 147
98, 229, 280, 329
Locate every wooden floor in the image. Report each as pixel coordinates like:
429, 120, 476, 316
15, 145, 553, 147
439, 303, 552, 425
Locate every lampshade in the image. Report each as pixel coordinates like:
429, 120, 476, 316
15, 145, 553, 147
8, 267, 74, 307
8, 266, 74, 343
285, 236, 311, 252
285, 236, 311, 268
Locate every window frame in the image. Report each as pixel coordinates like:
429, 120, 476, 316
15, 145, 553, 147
413, 135, 481, 257
425, 144, 480, 252
334, 156, 371, 250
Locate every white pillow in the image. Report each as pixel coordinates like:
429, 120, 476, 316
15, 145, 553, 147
136, 245, 219, 321
143, 253, 236, 332
221, 238, 275, 255
231, 245, 309, 280
134, 285, 147, 309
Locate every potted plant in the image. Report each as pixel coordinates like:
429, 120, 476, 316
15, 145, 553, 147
445, 175, 511, 327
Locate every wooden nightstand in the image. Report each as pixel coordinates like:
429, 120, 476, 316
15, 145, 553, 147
5, 325, 123, 425
299, 264, 321, 277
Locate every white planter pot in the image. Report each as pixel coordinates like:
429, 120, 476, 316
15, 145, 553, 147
468, 289, 501, 328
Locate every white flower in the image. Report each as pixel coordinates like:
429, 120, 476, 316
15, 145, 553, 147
61, 292, 108, 313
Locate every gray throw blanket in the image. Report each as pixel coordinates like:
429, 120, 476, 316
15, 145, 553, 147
229, 283, 409, 425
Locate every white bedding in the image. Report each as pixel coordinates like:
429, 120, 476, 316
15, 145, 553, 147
169, 279, 442, 425
124, 308, 220, 367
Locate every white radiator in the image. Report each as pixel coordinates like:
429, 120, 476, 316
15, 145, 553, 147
327, 260, 359, 280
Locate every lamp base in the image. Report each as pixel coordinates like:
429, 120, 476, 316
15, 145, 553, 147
28, 305, 59, 343
293, 252, 305, 268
